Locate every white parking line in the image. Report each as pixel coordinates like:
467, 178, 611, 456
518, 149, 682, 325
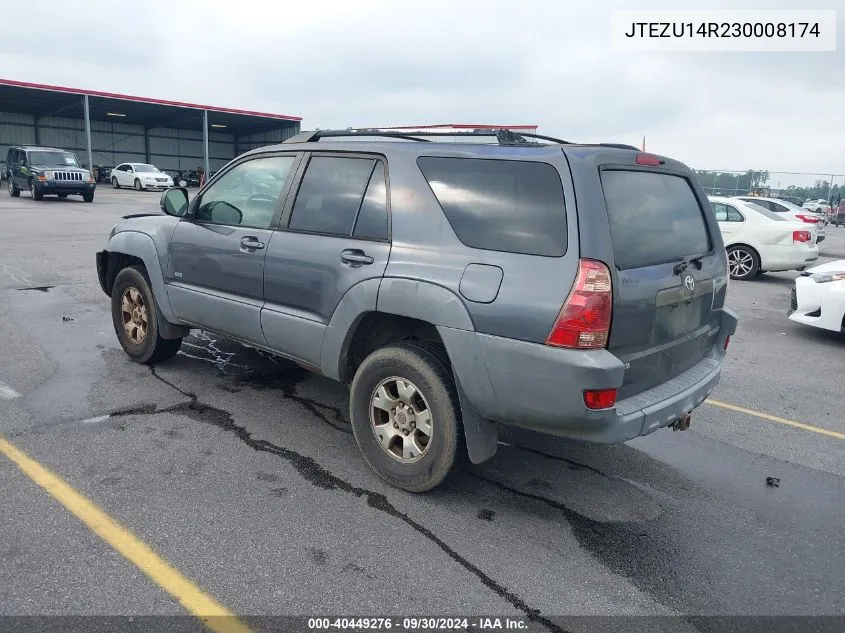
0, 381, 21, 400
81, 415, 111, 424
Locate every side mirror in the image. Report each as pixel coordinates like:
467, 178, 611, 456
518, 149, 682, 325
161, 187, 189, 217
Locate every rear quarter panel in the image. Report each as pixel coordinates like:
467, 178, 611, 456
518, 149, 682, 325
381, 145, 581, 344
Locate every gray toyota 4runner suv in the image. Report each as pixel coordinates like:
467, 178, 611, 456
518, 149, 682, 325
96, 129, 738, 492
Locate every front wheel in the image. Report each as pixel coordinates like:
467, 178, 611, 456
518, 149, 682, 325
349, 342, 465, 492
83, 192, 94, 203
134, 179, 142, 191
29, 180, 43, 201
111, 266, 182, 364
727, 245, 760, 280
8, 177, 20, 197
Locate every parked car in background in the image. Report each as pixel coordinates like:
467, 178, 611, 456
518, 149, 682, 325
734, 195, 827, 242
111, 163, 174, 191
779, 196, 804, 207
6, 145, 96, 202
789, 260, 845, 333
803, 199, 832, 216
95, 165, 113, 184
710, 196, 819, 280
830, 200, 845, 227
95, 129, 737, 492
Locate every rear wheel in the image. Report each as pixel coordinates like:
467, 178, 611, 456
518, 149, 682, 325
727, 245, 760, 280
8, 177, 20, 197
111, 266, 182, 364
112, 177, 120, 189
29, 180, 43, 201
349, 342, 465, 492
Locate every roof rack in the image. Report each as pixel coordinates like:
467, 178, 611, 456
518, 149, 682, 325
283, 128, 573, 146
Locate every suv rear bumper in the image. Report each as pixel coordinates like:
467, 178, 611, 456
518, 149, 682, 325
440, 308, 738, 444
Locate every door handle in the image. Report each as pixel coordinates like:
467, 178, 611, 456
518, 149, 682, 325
340, 249, 374, 265
240, 236, 265, 250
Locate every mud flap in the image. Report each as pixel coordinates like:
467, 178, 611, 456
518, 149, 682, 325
455, 376, 498, 464
155, 304, 190, 340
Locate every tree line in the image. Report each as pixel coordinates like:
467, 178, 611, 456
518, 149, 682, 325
694, 169, 844, 203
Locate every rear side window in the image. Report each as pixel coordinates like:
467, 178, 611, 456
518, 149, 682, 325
601, 170, 711, 270
417, 157, 567, 257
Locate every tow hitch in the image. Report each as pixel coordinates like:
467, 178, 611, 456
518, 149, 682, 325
670, 413, 692, 431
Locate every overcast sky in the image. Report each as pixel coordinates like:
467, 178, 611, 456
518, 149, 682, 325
0, 0, 842, 186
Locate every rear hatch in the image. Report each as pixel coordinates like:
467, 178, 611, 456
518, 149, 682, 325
598, 163, 725, 399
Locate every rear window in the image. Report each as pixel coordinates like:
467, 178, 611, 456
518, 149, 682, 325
417, 157, 567, 257
601, 170, 711, 270
744, 202, 787, 221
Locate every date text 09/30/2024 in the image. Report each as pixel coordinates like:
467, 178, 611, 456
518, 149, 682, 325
307, 617, 528, 630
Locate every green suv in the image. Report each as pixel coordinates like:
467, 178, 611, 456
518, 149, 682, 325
6, 146, 96, 202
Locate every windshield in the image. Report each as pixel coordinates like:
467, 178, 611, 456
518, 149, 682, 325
133, 164, 160, 173
29, 151, 79, 167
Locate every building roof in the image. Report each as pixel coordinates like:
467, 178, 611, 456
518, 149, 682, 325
0, 78, 301, 137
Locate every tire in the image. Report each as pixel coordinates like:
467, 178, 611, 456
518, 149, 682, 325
349, 341, 465, 492
112, 176, 120, 189
29, 180, 43, 201
83, 192, 94, 203
134, 179, 142, 191
8, 177, 20, 197
111, 266, 183, 364
727, 245, 760, 280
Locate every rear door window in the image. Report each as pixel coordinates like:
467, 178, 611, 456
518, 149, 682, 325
417, 157, 567, 257
725, 205, 745, 222
289, 156, 377, 237
600, 170, 711, 270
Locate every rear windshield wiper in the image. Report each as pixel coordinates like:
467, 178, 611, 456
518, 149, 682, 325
673, 253, 706, 275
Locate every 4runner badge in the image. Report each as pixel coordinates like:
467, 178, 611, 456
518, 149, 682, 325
684, 275, 695, 292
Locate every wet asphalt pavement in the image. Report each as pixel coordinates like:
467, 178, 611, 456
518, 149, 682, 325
0, 188, 843, 630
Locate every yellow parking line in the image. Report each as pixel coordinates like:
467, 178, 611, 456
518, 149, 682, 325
0, 435, 254, 633
706, 399, 845, 440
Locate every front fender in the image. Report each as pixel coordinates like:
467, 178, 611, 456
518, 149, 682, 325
101, 230, 177, 323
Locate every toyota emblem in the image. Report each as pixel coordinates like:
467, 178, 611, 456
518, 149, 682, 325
684, 275, 695, 292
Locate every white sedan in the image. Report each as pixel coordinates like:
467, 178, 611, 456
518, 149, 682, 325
733, 196, 827, 241
709, 196, 820, 280
111, 163, 174, 191
789, 260, 845, 333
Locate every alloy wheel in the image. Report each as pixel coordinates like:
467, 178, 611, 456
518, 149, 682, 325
728, 248, 754, 278
369, 377, 433, 463
120, 286, 148, 344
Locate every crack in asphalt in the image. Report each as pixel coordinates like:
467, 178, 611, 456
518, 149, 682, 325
145, 366, 567, 633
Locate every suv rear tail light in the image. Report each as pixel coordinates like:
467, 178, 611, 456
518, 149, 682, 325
546, 259, 612, 349
635, 153, 664, 166
793, 230, 811, 243
723, 335, 731, 351
796, 214, 819, 224
584, 388, 617, 410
